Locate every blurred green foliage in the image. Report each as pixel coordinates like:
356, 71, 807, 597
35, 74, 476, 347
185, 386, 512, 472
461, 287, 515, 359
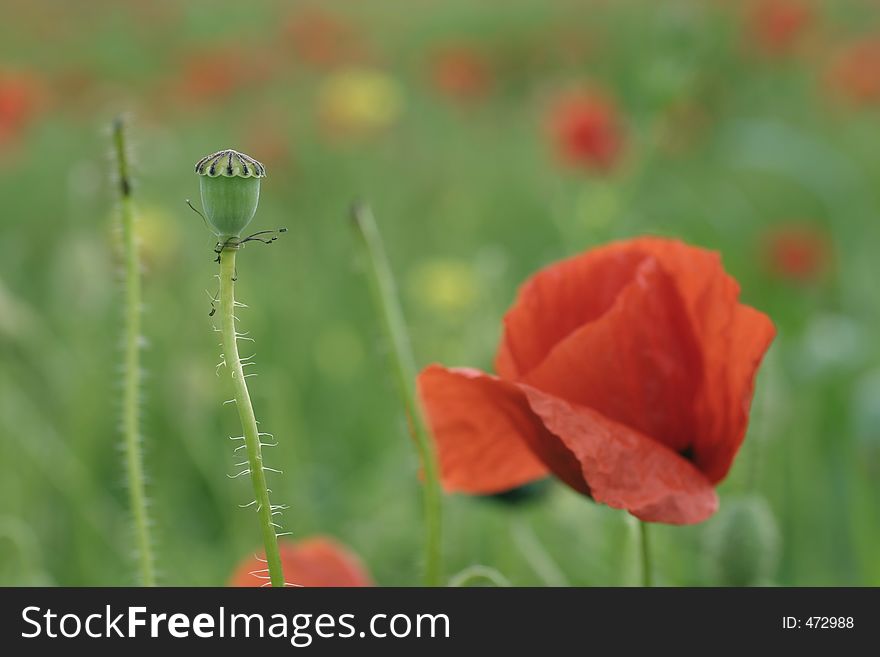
0, 0, 878, 586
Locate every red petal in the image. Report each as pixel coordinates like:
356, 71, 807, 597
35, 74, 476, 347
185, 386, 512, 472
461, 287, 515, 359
498, 237, 775, 484
522, 257, 702, 454
417, 365, 716, 522
520, 386, 718, 524
229, 537, 373, 587
417, 365, 551, 494
496, 247, 647, 379
626, 239, 776, 482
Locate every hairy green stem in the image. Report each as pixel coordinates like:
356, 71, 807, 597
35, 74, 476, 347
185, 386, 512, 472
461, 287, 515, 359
351, 203, 443, 587
638, 520, 652, 587
219, 248, 285, 587
112, 118, 155, 587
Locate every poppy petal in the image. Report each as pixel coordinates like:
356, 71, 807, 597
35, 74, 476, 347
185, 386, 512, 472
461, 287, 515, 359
625, 238, 776, 482
520, 385, 718, 525
229, 537, 373, 587
417, 365, 550, 494
522, 256, 703, 454
692, 303, 776, 482
496, 247, 647, 380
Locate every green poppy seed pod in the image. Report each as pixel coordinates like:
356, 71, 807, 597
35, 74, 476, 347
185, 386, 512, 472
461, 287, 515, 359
195, 149, 266, 240
704, 495, 781, 586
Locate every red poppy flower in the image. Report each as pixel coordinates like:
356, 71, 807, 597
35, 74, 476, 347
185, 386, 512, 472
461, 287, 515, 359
167, 45, 276, 108
281, 8, 368, 70
746, 0, 813, 56
430, 44, 492, 103
417, 238, 775, 525
761, 224, 830, 283
547, 90, 624, 173
229, 537, 373, 587
0, 70, 42, 148
826, 37, 880, 106
182, 53, 241, 100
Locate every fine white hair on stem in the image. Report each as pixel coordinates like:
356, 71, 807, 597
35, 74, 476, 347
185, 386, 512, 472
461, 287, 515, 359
214, 268, 291, 587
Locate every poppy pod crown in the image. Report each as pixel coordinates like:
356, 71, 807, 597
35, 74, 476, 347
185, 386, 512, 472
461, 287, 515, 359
418, 237, 776, 525
195, 148, 266, 240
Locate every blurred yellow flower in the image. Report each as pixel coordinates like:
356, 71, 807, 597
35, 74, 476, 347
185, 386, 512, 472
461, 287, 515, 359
317, 68, 404, 138
110, 203, 180, 274
408, 258, 479, 316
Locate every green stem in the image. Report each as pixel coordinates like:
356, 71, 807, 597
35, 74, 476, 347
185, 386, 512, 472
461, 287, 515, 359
351, 203, 443, 587
511, 518, 569, 587
219, 248, 285, 587
112, 118, 155, 587
638, 520, 652, 587
448, 565, 511, 588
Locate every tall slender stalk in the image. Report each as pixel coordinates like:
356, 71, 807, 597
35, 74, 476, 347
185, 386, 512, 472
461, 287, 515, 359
351, 203, 443, 586
218, 247, 285, 587
638, 520, 653, 587
111, 117, 155, 586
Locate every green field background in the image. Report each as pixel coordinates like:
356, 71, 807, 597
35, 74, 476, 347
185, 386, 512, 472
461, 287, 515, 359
0, 0, 877, 586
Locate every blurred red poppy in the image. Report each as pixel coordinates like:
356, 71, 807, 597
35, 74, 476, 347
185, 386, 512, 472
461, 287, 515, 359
53, 68, 98, 107
418, 238, 775, 525
229, 537, 373, 587
547, 90, 624, 173
169, 46, 276, 107
746, 0, 813, 56
430, 45, 493, 103
826, 37, 880, 106
0, 70, 42, 149
174, 52, 245, 103
762, 224, 830, 283
281, 8, 368, 70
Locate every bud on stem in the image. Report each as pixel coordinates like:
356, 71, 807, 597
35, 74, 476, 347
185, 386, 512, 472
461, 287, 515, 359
195, 149, 266, 241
